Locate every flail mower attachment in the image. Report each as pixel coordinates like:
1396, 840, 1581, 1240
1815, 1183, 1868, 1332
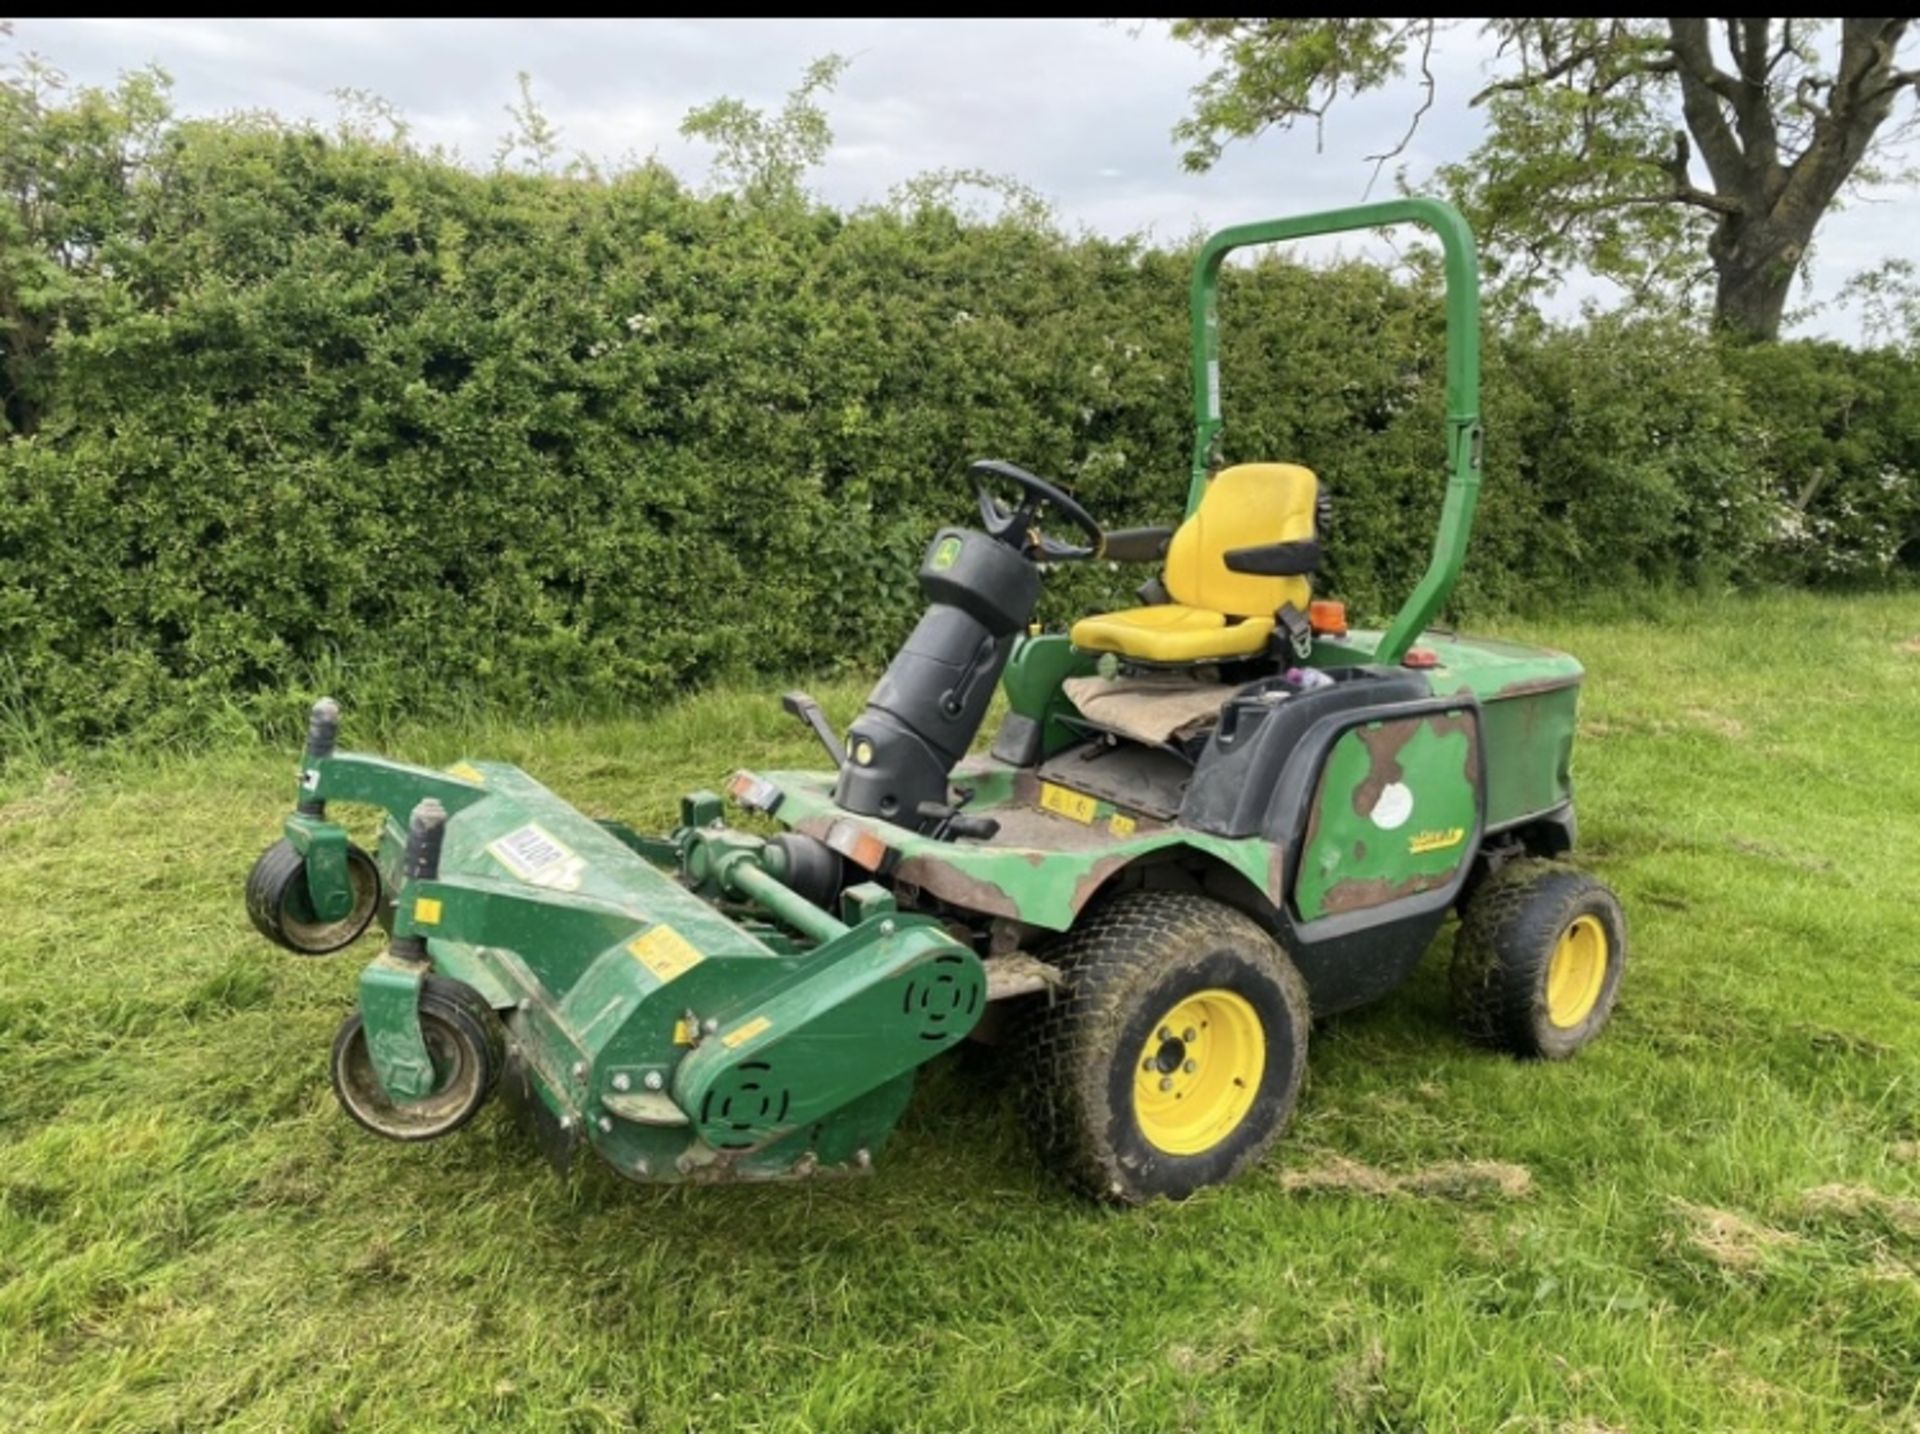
247, 699, 985, 1183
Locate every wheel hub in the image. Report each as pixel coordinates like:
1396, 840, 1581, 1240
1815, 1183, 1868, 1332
1545, 914, 1608, 1028
1133, 989, 1265, 1156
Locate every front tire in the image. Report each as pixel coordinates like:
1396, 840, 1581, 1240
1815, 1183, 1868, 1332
1450, 860, 1625, 1059
1023, 892, 1309, 1204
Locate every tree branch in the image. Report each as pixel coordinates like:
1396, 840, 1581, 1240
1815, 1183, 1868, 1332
1780, 19, 1913, 227
1658, 129, 1746, 215
1363, 18, 1435, 196
1667, 18, 1750, 194
1727, 17, 1780, 169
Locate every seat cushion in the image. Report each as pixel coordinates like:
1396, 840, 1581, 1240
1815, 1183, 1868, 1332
1069, 604, 1275, 663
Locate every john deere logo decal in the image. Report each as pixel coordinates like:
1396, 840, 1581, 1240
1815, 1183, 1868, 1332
931, 536, 962, 570
1408, 827, 1466, 855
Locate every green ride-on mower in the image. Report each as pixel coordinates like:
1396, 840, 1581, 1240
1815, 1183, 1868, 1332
245, 198, 1625, 1204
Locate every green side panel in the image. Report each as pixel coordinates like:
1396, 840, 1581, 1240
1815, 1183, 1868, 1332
1478, 684, 1578, 830
673, 921, 982, 1150
1294, 711, 1480, 922
999, 633, 1097, 757
1311, 627, 1582, 828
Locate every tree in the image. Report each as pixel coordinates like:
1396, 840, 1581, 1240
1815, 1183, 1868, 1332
0, 47, 170, 436
1165, 19, 1920, 339
680, 53, 849, 205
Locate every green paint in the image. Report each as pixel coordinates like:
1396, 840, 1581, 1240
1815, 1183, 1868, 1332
1293, 713, 1480, 923
1186, 198, 1481, 665
674, 918, 983, 1151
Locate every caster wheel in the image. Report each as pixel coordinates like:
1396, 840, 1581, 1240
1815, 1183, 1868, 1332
246, 837, 381, 955
1451, 860, 1626, 1060
330, 977, 504, 1142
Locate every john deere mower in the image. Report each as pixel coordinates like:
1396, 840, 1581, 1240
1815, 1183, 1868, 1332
246, 198, 1625, 1203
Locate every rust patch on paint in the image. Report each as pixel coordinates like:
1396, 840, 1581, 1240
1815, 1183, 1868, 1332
1491, 675, 1582, 702
893, 857, 1020, 921
1267, 844, 1289, 903
1068, 853, 1132, 913
1351, 721, 1414, 818
1320, 873, 1432, 916
1424, 709, 1481, 788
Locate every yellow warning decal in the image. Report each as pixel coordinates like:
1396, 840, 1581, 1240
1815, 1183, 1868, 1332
723, 1015, 772, 1049
627, 925, 704, 984
672, 1019, 695, 1046
1108, 812, 1138, 837
1040, 782, 1098, 824
1409, 827, 1466, 855
446, 761, 485, 784
413, 897, 443, 926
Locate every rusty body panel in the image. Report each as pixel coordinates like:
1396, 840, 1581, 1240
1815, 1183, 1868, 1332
1293, 709, 1482, 922
1310, 628, 1581, 830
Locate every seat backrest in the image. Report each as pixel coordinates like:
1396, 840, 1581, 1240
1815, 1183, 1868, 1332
1164, 463, 1318, 617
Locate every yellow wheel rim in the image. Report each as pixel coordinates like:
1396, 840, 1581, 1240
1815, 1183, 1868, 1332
1546, 914, 1609, 1028
1133, 988, 1265, 1156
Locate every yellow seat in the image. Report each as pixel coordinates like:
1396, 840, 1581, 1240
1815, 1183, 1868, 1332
1070, 463, 1318, 664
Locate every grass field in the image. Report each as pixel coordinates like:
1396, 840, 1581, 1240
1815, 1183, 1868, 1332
3, 591, 1920, 1431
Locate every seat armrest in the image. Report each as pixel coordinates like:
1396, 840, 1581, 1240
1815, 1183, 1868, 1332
1223, 539, 1322, 576
1101, 526, 1174, 562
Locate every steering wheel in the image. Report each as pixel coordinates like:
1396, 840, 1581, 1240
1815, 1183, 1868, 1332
967, 459, 1105, 562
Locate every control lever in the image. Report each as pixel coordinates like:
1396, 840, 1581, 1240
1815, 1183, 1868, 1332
781, 691, 847, 768
915, 793, 1001, 843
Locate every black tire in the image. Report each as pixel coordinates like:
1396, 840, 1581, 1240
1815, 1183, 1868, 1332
1023, 892, 1310, 1204
1450, 860, 1625, 1060
246, 837, 381, 955
330, 976, 504, 1141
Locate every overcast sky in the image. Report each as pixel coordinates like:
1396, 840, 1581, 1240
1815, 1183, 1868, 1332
12, 18, 1917, 339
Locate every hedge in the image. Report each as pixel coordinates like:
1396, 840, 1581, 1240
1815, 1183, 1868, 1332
2, 83, 1916, 749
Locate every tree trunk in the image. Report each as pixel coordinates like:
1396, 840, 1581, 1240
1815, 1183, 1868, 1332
1708, 213, 1810, 342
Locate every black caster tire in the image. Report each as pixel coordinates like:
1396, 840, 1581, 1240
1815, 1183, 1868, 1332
1023, 892, 1310, 1205
246, 837, 381, 955
1451, 860, 1626, 1060
330, 976, 504, 1142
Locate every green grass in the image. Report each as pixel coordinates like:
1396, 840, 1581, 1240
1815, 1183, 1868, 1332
4, 590, 1920, 1431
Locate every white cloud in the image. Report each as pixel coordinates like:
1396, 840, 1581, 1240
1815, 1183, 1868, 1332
12, 17, 1914, 339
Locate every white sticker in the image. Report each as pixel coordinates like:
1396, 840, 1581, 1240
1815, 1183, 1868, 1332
1370, 782, 1414, 831
1206, 359, 1221, 420
487, 823, 586, 891
299, 768, 321, 791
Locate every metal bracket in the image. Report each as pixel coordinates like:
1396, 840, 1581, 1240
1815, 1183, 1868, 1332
285, 812, 355, 922
358, 955, 435, 1101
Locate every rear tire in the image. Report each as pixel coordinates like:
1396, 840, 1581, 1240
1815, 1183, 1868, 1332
1450, 860, 1625, 1060
1022, 892, 1309, 1204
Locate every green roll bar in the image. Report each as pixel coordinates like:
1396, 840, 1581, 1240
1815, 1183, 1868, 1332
1186, 197, 1483, 666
